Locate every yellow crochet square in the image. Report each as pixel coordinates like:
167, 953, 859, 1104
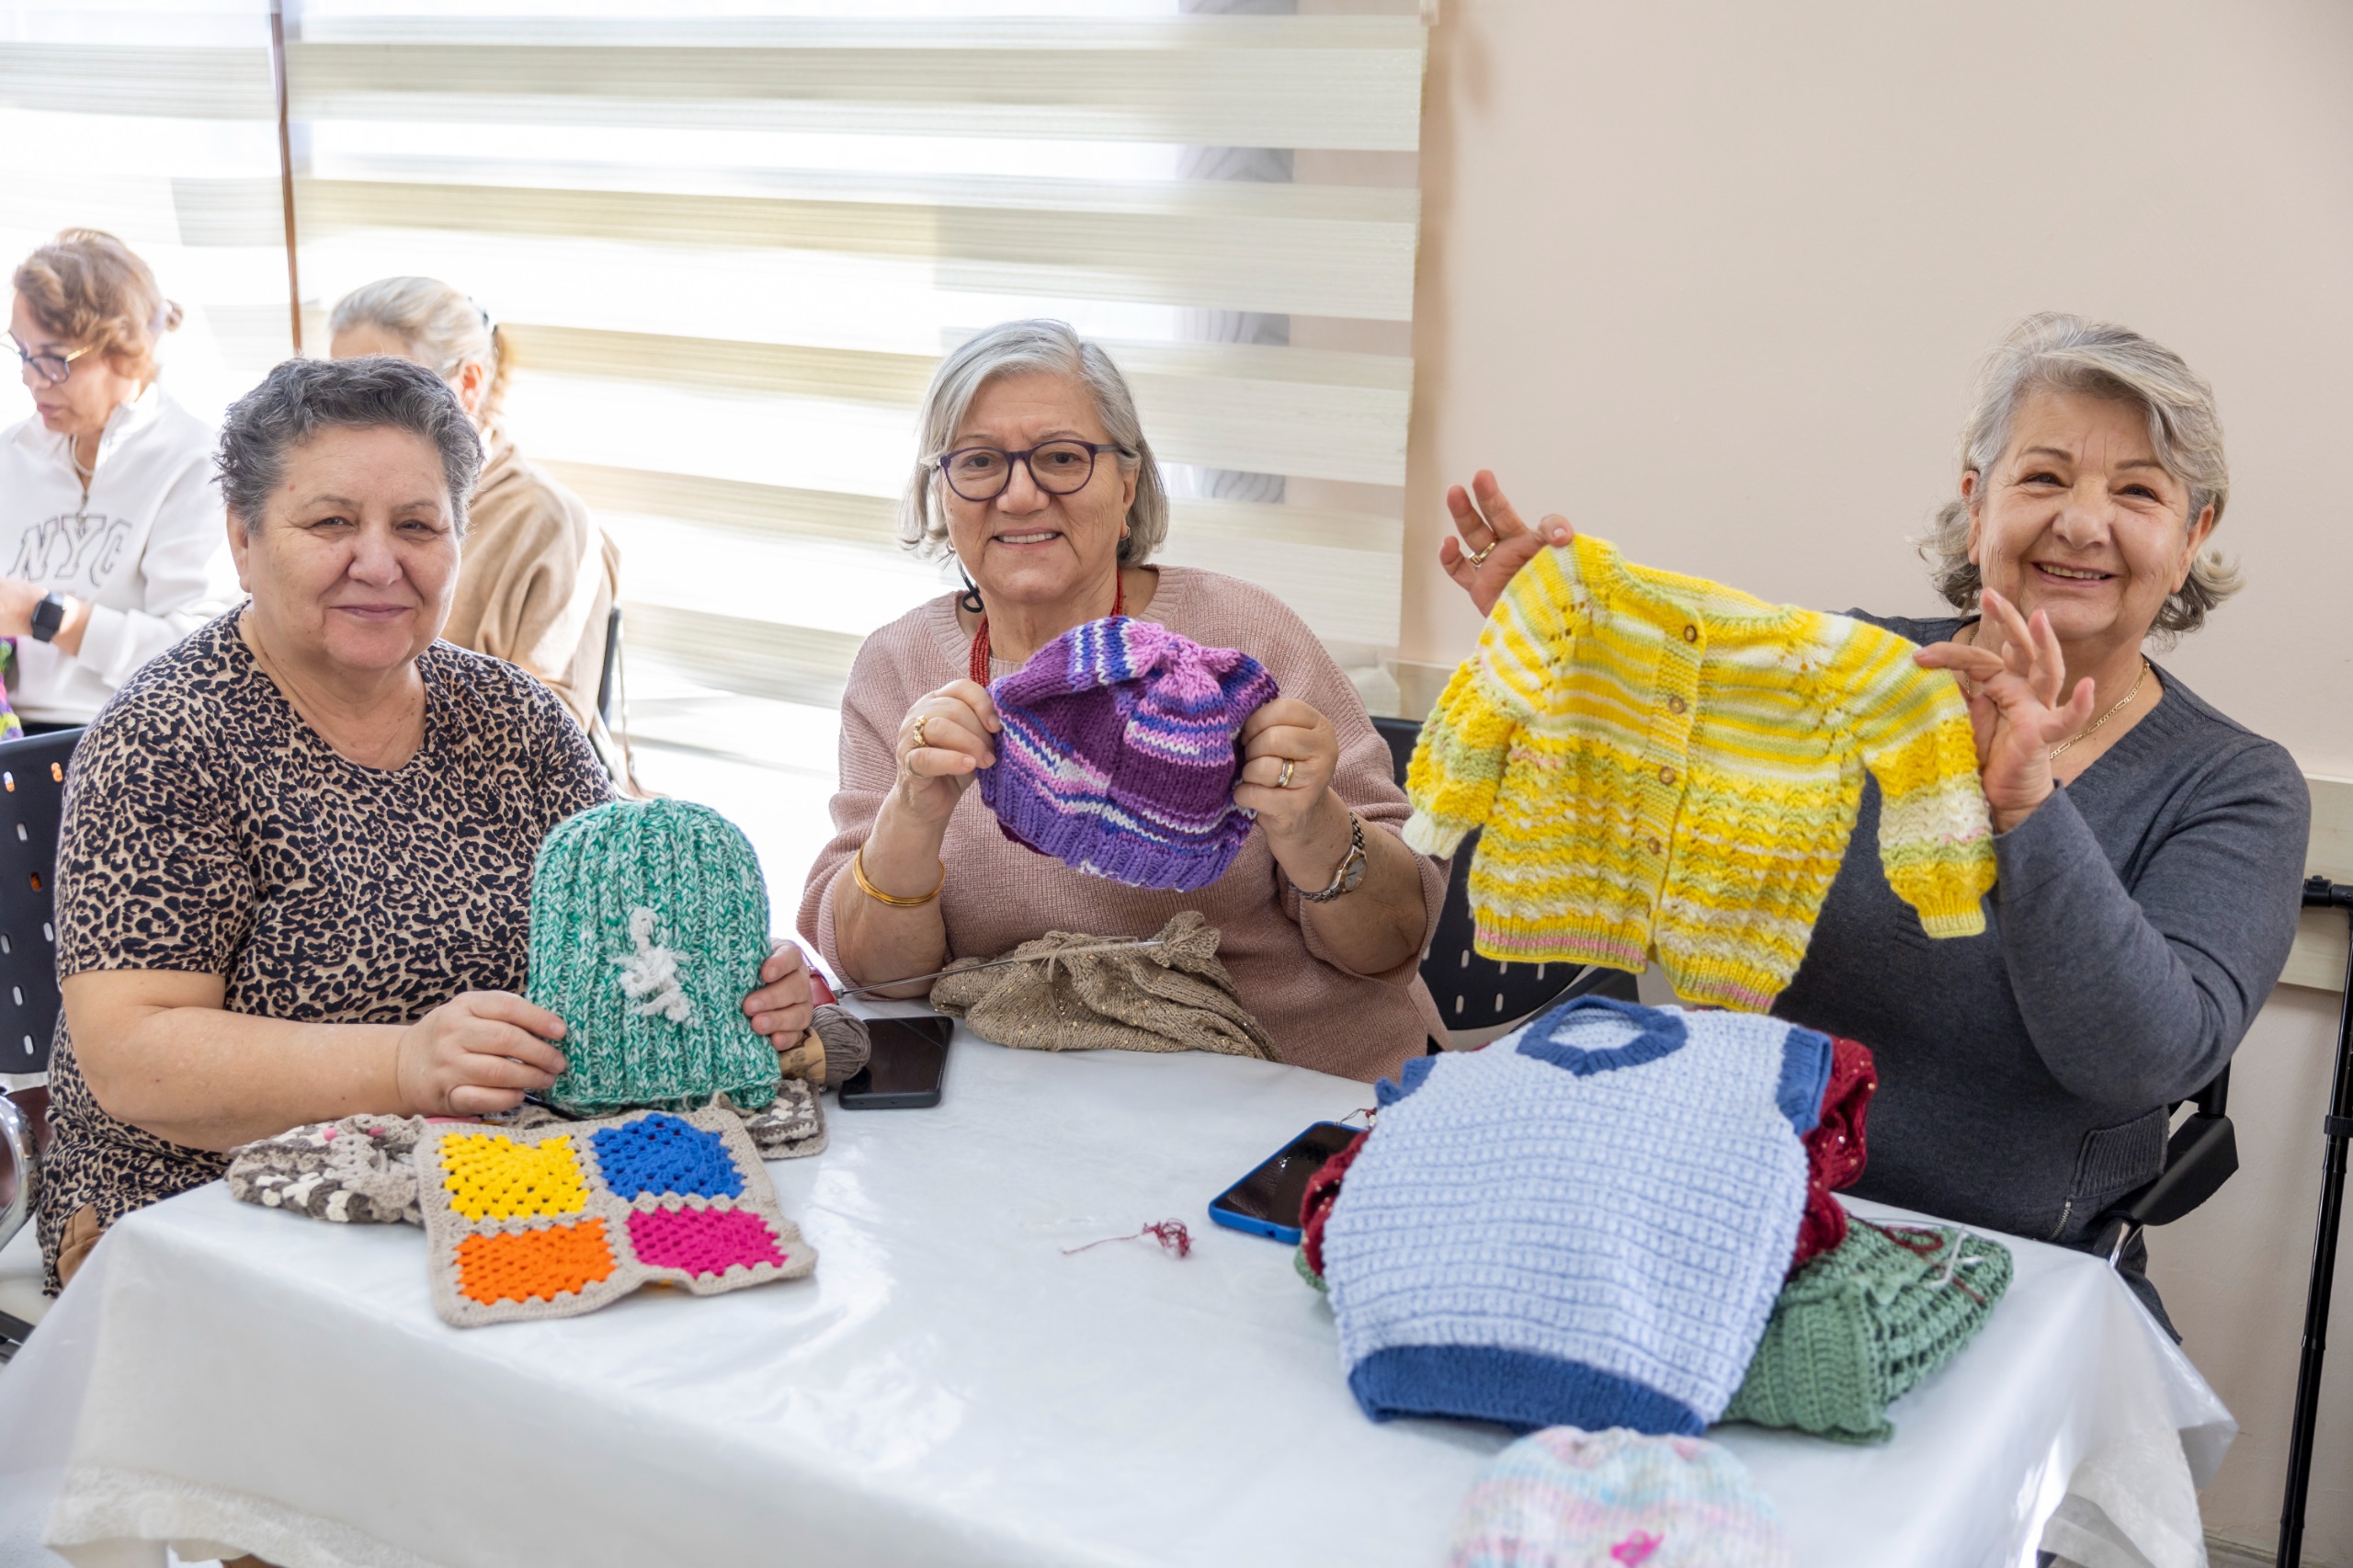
438, 1131, 590, 1222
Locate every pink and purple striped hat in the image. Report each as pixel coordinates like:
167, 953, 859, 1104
979, 617, 1279, 892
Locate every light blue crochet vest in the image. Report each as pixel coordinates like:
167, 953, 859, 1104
1324, 995, 1830, 1435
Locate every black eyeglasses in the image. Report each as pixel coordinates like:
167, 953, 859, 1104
8, 335, 89, 387
937, 440, 1130, 502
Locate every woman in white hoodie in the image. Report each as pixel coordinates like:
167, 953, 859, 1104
1, 229, 233, 727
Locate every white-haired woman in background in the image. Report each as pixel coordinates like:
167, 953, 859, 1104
329, 277, 620, 760
800, 319, 1447, 1084
1438, 314, 2309, 1331
0, 228, 233, 727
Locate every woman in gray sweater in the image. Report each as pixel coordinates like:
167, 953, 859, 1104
1438, 313, 2309, 1331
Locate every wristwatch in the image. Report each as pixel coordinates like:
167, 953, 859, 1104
29, 593, 66, 643
1298, 811, 1369, 903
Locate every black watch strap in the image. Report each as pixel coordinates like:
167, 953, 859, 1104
29, 593, 66, 643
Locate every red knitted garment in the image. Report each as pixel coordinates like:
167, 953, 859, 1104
1298, 1128, 1371, 1280
1791, 1036, 1878, 1273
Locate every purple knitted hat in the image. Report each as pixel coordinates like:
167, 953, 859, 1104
979, 617, 1279, 892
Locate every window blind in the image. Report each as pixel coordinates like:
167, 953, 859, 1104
0, 4, 288, 424
275, 2, 1427, 720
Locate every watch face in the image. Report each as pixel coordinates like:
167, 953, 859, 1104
1339, 851, 1368, 892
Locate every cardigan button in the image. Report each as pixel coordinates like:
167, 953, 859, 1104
1682, 624, 1699, 643
1659, 766, 1677, 785
1646, 835, 1663, 855
1666, 695, 1688, 714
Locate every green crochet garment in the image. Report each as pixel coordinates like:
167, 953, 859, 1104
530, 799, 779, 1115
1722, 1220, 2013, 1444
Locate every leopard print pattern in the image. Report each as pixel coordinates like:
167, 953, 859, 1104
36, 612, 612, 1293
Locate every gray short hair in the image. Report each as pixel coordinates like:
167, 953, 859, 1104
329, 275, 511, 425
899, 319, 1169, 566
1918, 312, 2237, 640
216, 357, 483, 538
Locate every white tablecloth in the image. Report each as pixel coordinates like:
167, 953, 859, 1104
0, 1021, 2233, 1568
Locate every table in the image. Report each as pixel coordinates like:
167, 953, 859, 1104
0, 1017, 2234, 1568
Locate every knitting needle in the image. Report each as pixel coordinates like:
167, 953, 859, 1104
829, 937, 1170, 1000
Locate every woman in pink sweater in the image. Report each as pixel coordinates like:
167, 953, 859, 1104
798, 320, 1445, 1083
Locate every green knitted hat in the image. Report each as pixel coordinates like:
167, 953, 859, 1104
530, 800, 780, 1115
1722, 1220, 2012, 1444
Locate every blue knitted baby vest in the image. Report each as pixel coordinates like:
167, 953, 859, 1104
1323, 995, 1830, 1436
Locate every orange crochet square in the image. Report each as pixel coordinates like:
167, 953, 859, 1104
454, 1220, 617, 1306
438, 1131, 589, 1221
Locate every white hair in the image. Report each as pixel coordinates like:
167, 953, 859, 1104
1918, 312, 2237, 640
328, 276, 509, 425
899, 319, 1169, 566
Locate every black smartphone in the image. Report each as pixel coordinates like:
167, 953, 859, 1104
837, 1014, 953, 1109
1208, 1120, 1361, 1244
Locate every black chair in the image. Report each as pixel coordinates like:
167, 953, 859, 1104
1370, 716, 1636, 1046
0, 727, 77, 1079
2086, 1070, 2237, 1268
0, 726, 79, 1359
597, 602, 624, 731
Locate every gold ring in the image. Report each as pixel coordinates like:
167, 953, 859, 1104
911, 715, 929, 749
1463, 540, 1496, 568
1277, 760, 1296, 790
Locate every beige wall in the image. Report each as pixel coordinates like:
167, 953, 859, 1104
1404, 2, 2353, 1557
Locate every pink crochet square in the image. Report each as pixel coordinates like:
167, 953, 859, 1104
627, 1206, 792, 1277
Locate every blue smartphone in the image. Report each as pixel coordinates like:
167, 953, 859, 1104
1208, 1120, 1360, 1244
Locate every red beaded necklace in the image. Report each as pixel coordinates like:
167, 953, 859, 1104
969, 572, 1124, 687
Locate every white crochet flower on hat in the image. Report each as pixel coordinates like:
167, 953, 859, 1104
614, 905, 694, 1025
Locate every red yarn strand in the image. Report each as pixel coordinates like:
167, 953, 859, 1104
1062, 1218, 1191, 1259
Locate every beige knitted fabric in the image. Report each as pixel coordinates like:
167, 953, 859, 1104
930, 911, 1279, 1062
226, 1114, 425, 1224
734, 1078, 828, 1158
417, 1108, 814, 1328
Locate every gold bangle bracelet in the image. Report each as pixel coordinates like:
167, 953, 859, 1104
850, 846, 945, 909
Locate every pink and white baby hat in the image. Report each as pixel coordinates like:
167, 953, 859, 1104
1447, 1427, 1792, 1568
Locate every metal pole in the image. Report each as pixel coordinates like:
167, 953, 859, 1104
2278, 875, 2353, 1566
267, 0, 302, 355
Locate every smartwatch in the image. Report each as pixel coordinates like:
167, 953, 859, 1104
29, 592, 66, 643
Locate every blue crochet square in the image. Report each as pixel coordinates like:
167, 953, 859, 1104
590, 1113, 745, 1200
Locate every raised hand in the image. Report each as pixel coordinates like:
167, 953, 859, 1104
1438, 470, 1574, 618
1912, 588, 2097, 832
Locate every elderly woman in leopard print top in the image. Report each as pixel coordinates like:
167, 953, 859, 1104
36, 358, 817, 1294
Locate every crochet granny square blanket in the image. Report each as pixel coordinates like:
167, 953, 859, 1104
227, 1081, 832, 1233
415, 1107, 815, 1327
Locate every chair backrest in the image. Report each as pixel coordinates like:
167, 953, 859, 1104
1369, 715, 1637, 1044
597, 603, 624, 728
0, 728, 82, 1077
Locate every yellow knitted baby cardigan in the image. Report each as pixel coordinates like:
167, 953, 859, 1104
1404, 535, 1995, 1011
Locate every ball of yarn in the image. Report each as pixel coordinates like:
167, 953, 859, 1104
530, 799, 780, 1114
810, 1005, 870, 1086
